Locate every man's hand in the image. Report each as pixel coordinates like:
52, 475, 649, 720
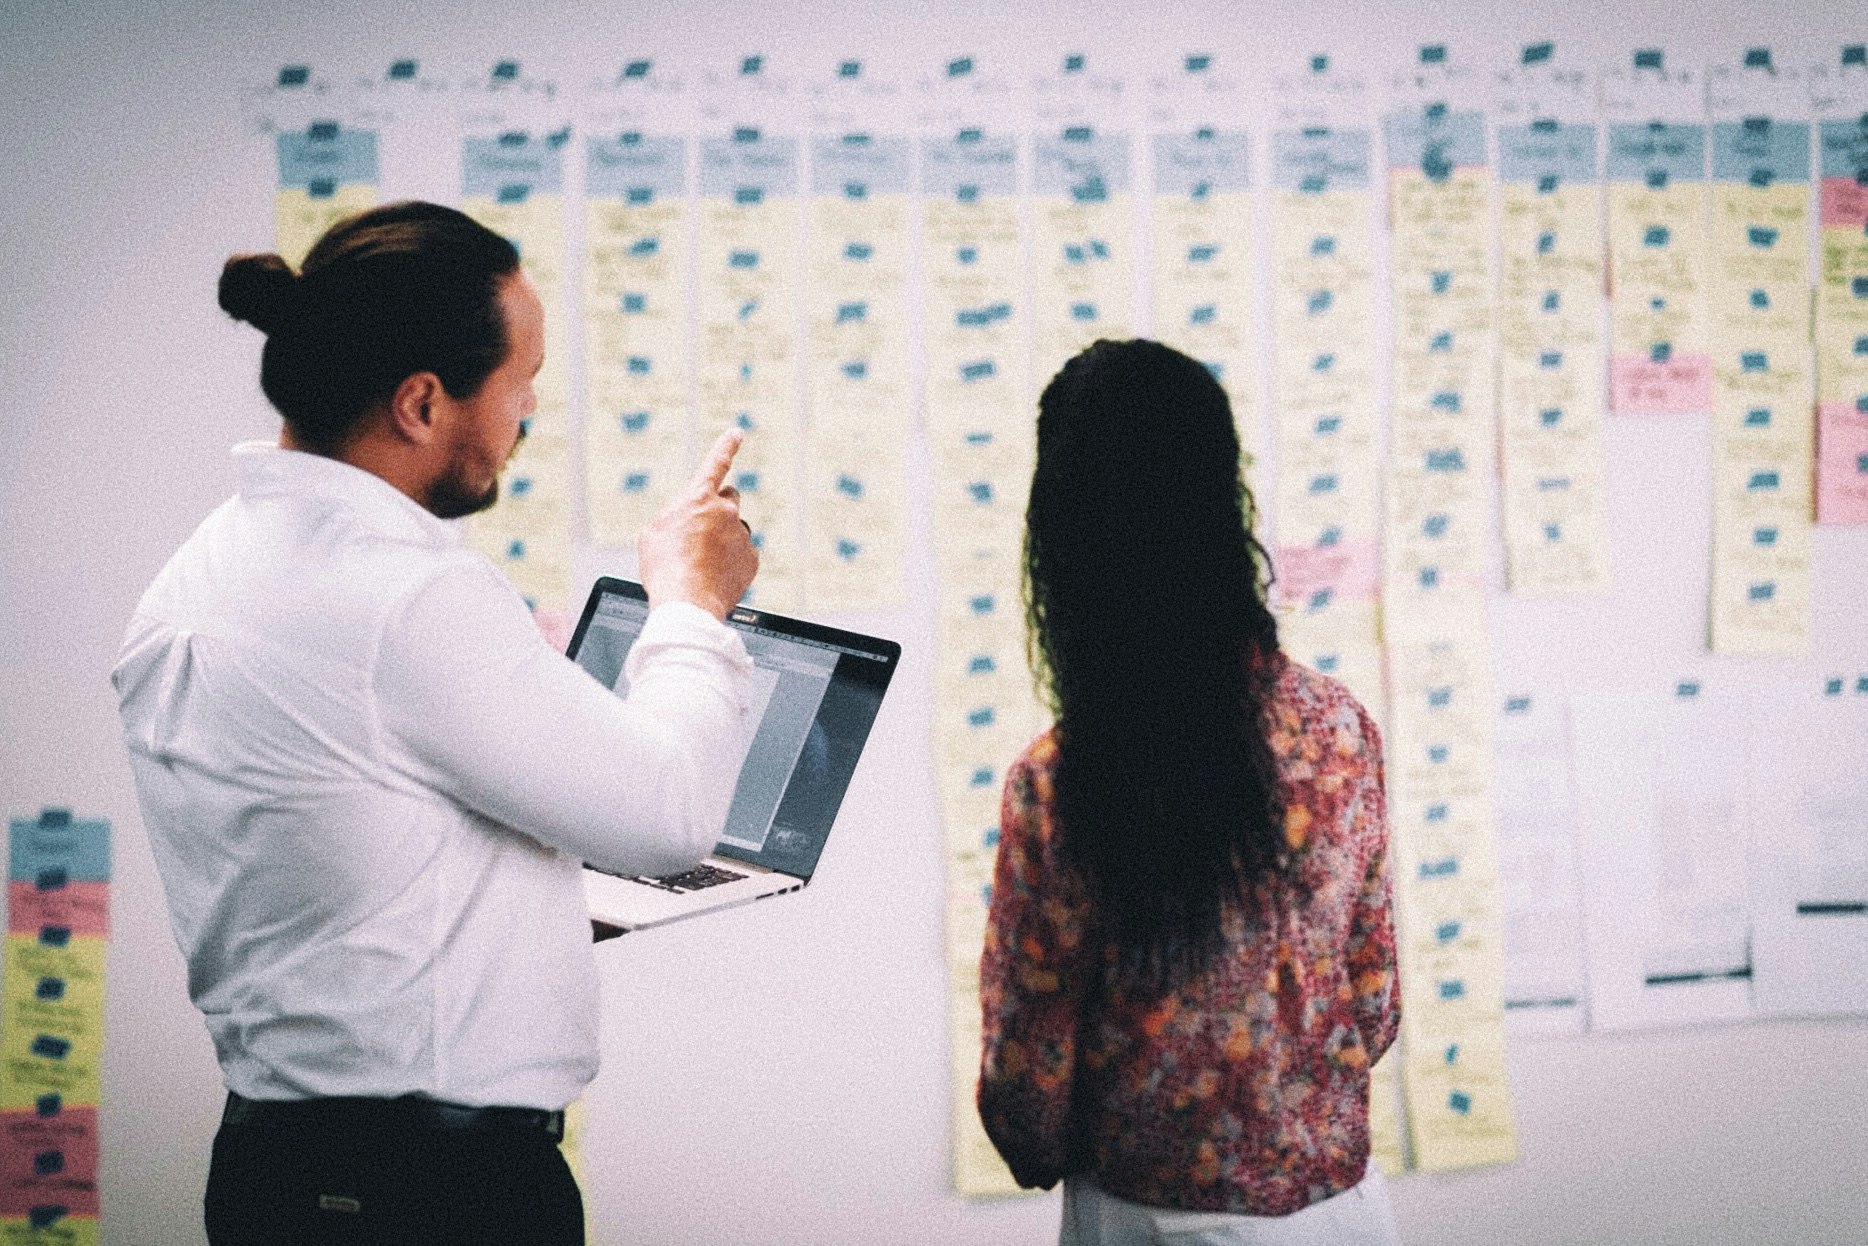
637, 429, 759, 619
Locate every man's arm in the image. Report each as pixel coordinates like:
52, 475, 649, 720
377, 429, 760, 877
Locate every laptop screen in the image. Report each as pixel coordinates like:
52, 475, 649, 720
567, 578, 899, 880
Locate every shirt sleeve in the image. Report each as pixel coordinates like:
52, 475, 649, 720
374, 558, 754, 878
1342, 707, 1400, 1063
976, 751, 1094, 1190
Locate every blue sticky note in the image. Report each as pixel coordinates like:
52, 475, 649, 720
1190, 304, 1217, 325
1677, 680, 1701, 698
622, 473, 649, 493
1311, 235, 1335, 257
1540, 350, 1563, 369
1063, 244, 1087, 264
1071, 302, 1098, 321
506, 539, 526, 560
1315, 416, 1341, 435
1744, 47, 1771, 69
1523, 42, 1553, 65
1754, 526, 1778, 547
740, 56, 763, 76
1449, 1091, 1473, 1115
839, 59, 861, 78
1634, 49, 1663, 70
278, 65, 310, 87
735, 471, 760, 493
1419, 566, 1440, 588
1651, 342, 1673, 363
1538, 174, 1559, 193
1543, 291, 1561, 312
1825, 677, 1845, 696
1308, 474, 1338, 495
970, 767, 995, 788
969, 655, 997, 675
1644, 225, 1671, 247
1309, 290, 1334, 315
33, 1151, 64, 1177
835, 538, 860, 560
28, 1208, 68, 1231
1188, 243, 1218, 263
836, 474, 864, 500
735, 185, 764, 206
621, 410, 650, 434
627, 355, 651, 375
1428, 686, 1452, 708
621, 293, 646, 314
969, 594, 995, 615
1745, 408, 1772, 426
628, 237, 659, 257
1537, 230, 1556, 254
1430, 390, 1462, 412
1750, 289, 1770, 309
1312, 55, 1329, 72
30, 1035, 71, 1060
1307, 589, 1333, 611
841, 360, 868, 380
1313, 353, 1336, 373
844, 181, 867, 200
845, 242, 873, 261
728, 250, 759, 269
1436, 920, 1462, 942
1425, 803, 1449, 823
35, 977, 64, 1001
1846, 46, 1867, 67
1430, 270, 1452, 294
836, 301, 868, 324
1445, 1043, 1461, 1064
1748, 470, 1780, 490
1420, 44, 1446, 64
1438, 979, 1465, 1000
960, 360, 996, 382
1544, 522, 1563, 541
35, 865, 66, 891
623, 59, 651, 79
1425, 448, 1466, 472
967, 707, 996, 728
1540, 407, 1563, 427
948, 56, 973, 77
1420, 857, 1459, 878
967, 481, 994, 504
1423, 513, 1450, 538
1505, 695, 1532, 713
496, 184, 529, 205
1741, 352, 1768, 372
35, 1094, 61, 1118
508, 476, 532, 497
1748, 582, 1776, 602
39, 926, 70, 948
1428, 744, 1449, 764
1315, 653, 1340, 672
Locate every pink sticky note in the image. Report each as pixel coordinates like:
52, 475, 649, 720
533, 607, 574, 654
6, 883, 108, 940
1610, 353, 1713, 415
0, 1107, 99, 1219
1820, 177, 1868, 229
1273, 540, 1382, 610
1818, 400, 1868, 524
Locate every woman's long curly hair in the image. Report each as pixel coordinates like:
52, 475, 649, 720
1024, 339, 1286, 985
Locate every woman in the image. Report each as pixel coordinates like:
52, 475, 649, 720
977, 340, 1400, 1245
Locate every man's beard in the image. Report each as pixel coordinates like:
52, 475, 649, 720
426, 451, 500, 520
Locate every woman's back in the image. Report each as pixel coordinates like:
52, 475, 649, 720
978, 655, 1397, 1216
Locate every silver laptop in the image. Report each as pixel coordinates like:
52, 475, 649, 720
565, 576, 900, 932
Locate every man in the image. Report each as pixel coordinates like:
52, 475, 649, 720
113, 202, 758, 1244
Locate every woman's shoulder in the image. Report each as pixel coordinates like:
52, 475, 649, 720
1269, 653, 1383, 763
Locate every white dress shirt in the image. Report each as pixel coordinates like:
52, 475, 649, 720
114, 443, 752, 1110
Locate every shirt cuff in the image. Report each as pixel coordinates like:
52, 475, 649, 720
625, 601, 754, 690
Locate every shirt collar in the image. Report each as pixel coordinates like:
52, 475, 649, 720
232, 441, 463, 548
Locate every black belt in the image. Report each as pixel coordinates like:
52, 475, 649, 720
222, 1091, 565, 1141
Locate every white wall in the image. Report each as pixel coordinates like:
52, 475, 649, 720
3, 1, 1867, 1242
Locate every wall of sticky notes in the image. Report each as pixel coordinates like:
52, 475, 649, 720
8, 3, 1868, 1244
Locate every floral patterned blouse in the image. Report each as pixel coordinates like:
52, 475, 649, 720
977, 655, 1398, 1215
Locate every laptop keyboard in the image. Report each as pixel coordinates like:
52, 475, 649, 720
635, 863, 749, 893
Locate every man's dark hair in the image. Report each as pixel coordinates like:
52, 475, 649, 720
218, 201, 521, 452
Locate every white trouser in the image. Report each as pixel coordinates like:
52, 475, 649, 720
1059, 1163, 1400, 1246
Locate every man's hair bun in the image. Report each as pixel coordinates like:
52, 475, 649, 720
218, 253, 299, 335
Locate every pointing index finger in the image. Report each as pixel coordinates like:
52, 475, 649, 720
690, 428, 744, 499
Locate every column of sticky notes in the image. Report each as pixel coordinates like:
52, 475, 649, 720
1497, 119, 1610, 595
1707, 113, 1814, 654
1606, 116, 1711, 415
1151, 129, 1257, 460
922, 124, 1031, 1198
461, 128, 576, 619
275, 120, 378, 268
802, 133, 912, 610
696, 127, 801, 611
1383, 97, 1519, 1172
1032, 125, 1133, 381
1269, 125, 1387, 721
1816, 105, 1868, 524
2, 811, 108, 1244
583, 131, 690, 548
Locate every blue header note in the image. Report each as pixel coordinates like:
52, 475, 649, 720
698, 134, 799, 199
1384, 109, 1486, 172
9, 811, 111, 885
811, 134, 912, 196
1606, 124, 1705, 184
277, 127, 378, 190
1820, 121, 1868, 179
1712, 120, 1811, 183
463, 134, 565, 198
1153, 131, 1250, 196
920, 132, 1017, 198
1033, 130, 1131, 198
1498, 122, 1597, 185
1271, 127, 1371, 192
586, 134, 684, 200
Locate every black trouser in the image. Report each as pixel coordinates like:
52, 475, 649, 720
205, 1093, 583, 1246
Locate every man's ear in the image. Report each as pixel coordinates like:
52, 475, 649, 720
385, 372, 448, 446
